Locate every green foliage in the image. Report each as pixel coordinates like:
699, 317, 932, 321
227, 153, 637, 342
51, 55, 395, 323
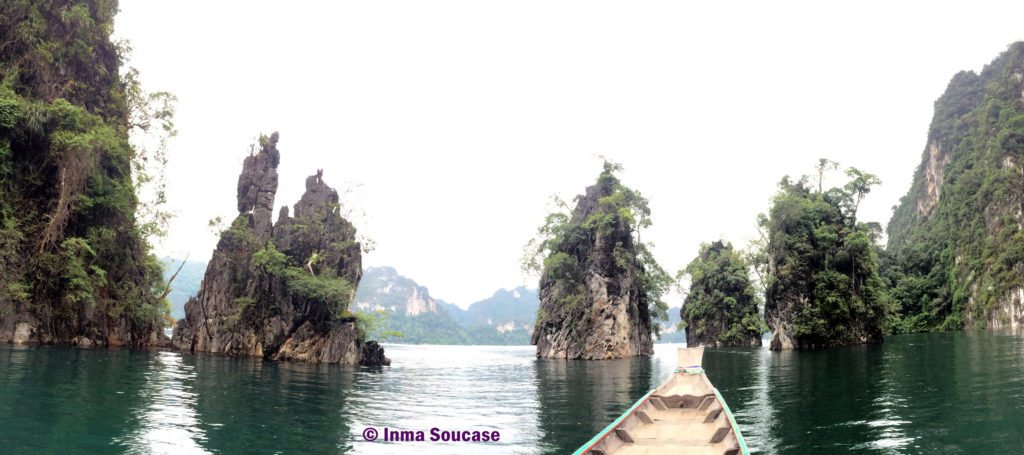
59, 237, 106, 307
0, 87, 23, 130
282, 267, 353, 318
637, 243, 672, 338
251, 241, 288, 274
680, 240, 766, 346
0, 0, 125, 118
362, 310, 470, 344
207, 216, 226, 236
524, 160, 669, 338
221, 214, 260, 249
758, 161, 888, 347
0, 1, 176, 341
543, 252, 581, 282
5, 281, 31, 305
885, 42, 1024, 331
251, 241, 354, 319
233, 297, 255, 310
354, 310, 403, 341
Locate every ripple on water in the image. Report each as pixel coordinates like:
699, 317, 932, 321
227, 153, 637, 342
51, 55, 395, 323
115, 351, 209, 454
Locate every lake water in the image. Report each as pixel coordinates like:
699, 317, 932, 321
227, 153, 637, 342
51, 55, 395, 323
1, 331, 1023, 453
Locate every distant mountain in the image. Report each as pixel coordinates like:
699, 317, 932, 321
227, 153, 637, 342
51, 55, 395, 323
354, 266, 538, 345
656, 307, 686, 343
354, 266, 447, 316
438, 287, 539, 344
465, 287, 538, 328
160, 257, 208, 319
352, 267, 469, 344
162, 261, 542, 345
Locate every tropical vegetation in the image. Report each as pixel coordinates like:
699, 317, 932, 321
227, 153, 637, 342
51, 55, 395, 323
680, 240, 766, 346
0, 0, 175, 342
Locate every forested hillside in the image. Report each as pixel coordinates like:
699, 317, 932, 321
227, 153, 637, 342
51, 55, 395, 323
0, 1, 173, 346
886, 42, 1024, 331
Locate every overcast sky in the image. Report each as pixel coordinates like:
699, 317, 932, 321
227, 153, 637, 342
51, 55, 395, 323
115, 1, 1024, 308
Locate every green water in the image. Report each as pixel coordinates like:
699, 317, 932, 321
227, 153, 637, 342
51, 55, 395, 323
1, 331, 1023, 454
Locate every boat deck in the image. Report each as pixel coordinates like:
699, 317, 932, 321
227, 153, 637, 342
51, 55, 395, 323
579, 348, 744, 455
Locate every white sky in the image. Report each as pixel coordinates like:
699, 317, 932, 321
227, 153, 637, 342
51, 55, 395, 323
115, 1, 1024, 308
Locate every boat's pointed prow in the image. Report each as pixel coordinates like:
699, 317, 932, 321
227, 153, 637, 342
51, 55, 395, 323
573, 346, 750, 455
677, 346, 704, 369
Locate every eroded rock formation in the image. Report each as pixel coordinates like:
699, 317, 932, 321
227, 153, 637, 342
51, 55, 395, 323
531, 172, 654, 360
172, 133, 388, 366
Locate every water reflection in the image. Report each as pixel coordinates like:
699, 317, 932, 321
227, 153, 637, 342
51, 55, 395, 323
187, 353, 355, 453
533, 354, 653, 454
7, 332, 1024, 453
117, 351, 207, 454
854, 348, 913, 453
764, 344, 894, 452
0, 346, 152, 452
703, 347, 777, 454
702, 332, 1024, 453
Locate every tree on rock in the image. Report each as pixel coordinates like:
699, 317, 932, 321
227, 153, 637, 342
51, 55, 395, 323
680, 240, 766, 347
758, 161, 888, 350
524, 160, 671, 360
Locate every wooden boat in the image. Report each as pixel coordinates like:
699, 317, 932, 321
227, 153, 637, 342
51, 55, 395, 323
573, 347, 749, 455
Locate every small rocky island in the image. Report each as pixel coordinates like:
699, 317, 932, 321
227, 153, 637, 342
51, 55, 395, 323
529, 162, 670, 360
172, 133, 388, 366
680, 240, 765, 347
760, 162, 887, 350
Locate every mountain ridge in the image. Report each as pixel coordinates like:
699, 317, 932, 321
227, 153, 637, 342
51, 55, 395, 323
161, 261, 688, 344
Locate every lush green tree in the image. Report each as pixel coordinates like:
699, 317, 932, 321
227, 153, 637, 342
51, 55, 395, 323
680, 240, 766, 347
758, 160, 888, 349
354, 310, 403, 341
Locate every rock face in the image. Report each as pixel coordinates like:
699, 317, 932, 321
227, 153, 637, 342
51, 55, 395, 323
531, 178, 654, 360
172, 133, 388, 366
236, 132, 280, 238
0, 315, 168, 348
886, 42, 1024, 330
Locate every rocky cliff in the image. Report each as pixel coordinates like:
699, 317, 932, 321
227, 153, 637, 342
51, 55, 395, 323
680, 240, 764, 348
886, 42, 1024, 331
0, 2, 170, 347
172, 133, 387, 365
530, 164, 663, 359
